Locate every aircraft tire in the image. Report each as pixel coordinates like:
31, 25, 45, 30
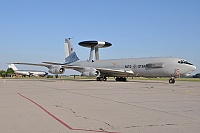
169, 78, 175, 84
115, 77, 119, 81
96, 77, 106, 81
100, 77, 104, 81
115, 77, 127, 82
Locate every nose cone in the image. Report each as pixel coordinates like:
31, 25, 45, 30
191, 65, 196, 71
186, 65, 196, 75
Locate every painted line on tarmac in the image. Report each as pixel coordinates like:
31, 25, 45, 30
18, 93, 118, 133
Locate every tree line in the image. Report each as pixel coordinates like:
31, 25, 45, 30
0, 68, 14, 77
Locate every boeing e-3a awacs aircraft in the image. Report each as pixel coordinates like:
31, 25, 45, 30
13, 38, 196, 83
8, 64, 48, 77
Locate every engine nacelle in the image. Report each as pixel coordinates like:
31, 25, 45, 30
82, 67, 100, 77
48, 65, 65, 74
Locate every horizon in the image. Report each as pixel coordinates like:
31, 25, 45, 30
0, 0, 199, 74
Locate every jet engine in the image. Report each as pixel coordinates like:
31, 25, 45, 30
48, 65, 65, 74
82, 67, 100, 77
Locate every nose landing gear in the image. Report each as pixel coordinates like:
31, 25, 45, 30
169, 77, 175, 84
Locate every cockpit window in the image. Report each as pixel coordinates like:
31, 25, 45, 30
178, 60, 193, 65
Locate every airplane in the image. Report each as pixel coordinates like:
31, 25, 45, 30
13, 38, 196, 83
8, 64, 48, 77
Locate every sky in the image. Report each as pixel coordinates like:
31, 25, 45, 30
0, 0, 200, 75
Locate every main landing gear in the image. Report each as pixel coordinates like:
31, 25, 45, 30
169, 77, 175, 84
96, 77, 127, 82
115, 77, 127, 82
96, 76, 107, 81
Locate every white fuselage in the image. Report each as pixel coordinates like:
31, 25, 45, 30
71, 57, 196, 77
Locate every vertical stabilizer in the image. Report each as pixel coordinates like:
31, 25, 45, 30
64, 38, 79, 64
8, 64, 18, 71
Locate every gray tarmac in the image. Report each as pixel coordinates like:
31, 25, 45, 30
0, 78, 200, 133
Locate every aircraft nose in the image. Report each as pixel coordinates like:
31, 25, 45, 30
188, 65, 196, 73
184, 65, 196, 76
192, 65, 197, 71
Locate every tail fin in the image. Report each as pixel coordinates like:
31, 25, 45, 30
64, 38, 79, 64
8, 64, 18, 71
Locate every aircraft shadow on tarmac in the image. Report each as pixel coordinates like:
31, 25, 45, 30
61, 78, 167, 84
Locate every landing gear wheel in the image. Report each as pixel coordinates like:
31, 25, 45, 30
169, 78, 175, 84
96, 76, 107, 81
96, 77, 100, 81
115, 77, 127, 82
100, 77, 104, 81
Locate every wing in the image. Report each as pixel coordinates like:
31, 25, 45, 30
12, 62, 52, 68
42, 62, 135, 77
42, 62, 66, 65
61, 65, 134, 77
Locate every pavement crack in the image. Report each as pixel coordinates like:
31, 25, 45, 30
53, 105, 115, 128
125, 123, 178, 128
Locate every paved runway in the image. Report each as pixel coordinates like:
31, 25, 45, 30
0, 79, 200, 133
